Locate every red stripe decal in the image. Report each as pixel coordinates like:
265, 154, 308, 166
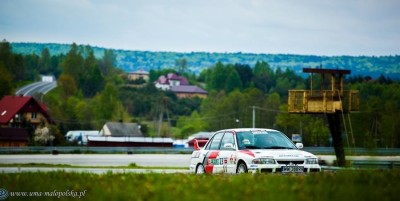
205, 165, 213, 173
208, 151, 220, 159
204, 151, 220, 174
239, 150, 255, 157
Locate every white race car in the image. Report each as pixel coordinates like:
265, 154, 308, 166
189, 128, 321, 174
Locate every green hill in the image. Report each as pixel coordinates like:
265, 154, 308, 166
11, 42, 400, 79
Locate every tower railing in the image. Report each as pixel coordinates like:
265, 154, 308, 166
288, 90, 360, 113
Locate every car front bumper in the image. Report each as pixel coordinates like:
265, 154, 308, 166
248, 164, 321, 173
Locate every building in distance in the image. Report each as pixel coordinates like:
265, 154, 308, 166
155, 73, 208, 98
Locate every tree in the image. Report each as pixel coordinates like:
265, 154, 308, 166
253, 61, 272, 76
200, 90, 226, 130
0, 63, 13, 98
100, 49, 116, 76
62, 96, 81, 130
38, 48, 51, 74
81, 47, 104, 97
234, 63, 253, 88
0, 40, 14, 73
225, 68, 243, 93
274, 77, 291, 97
176, 111, 207, 138
75, 100, 95, 129
58, 74, 77, 98
92, 83, 129, 128
14, 54, 28, 81
303, 117, 330, 146
208, 61, 227, 91
24, 53, 39, 80
50, 54, 64, 78
275, 105, 303, 135
260, 92, 281, 128
252, 61, 274, 93
253, 73, 272, 93
61, 43, 84, 84
175, 58, 188, 75
149, 68, 176, 82
34, 126, 52, 145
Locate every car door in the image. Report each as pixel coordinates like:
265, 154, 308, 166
216, 132, 237, 173
203, 132, 224, 173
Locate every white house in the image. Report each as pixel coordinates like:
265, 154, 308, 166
154, 73, 189, 91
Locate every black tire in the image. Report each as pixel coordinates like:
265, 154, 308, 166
196, 164, 205, 174
236, 161, 248, 174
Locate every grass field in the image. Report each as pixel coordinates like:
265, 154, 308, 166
1, 170, 399, 201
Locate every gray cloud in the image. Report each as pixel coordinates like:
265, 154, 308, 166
1, 0, 399, 55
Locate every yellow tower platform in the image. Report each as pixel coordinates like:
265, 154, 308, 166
288, 68, 360, 114
288, 68, 360, 167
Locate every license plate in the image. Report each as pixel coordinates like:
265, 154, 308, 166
281, 166, 304, 173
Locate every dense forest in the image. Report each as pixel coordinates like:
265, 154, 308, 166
11, 42, 400, 79
1, 40, 399, 148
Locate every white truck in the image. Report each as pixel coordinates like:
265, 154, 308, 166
65, 130, 100, 145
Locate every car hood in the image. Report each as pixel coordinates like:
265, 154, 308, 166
247, 149, 317, 160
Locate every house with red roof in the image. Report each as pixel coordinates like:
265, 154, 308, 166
155, 73, 189, 90
0, 127, 29, 147
155, 73, 208, 98
0, 95, 53, 146
171, 85, 208, 98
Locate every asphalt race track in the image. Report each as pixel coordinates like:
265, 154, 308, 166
1, 154, 399, 174
15, 81, 57, 96
0, 167, 189, 174
0, 154, 192, 167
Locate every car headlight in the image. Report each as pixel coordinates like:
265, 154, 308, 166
252, 158, 275, 164
305, 158, 318, 164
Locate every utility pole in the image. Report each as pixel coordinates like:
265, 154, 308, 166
252, 106, 255, 128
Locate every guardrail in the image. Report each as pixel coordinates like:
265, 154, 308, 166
303, 147, 400, 156
351, 160, 400, 169
1, 146, 399, 170
0, 146, 194, 154
0, 146, 399, 155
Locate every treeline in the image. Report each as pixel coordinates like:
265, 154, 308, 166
0, 41, 130, 144
174, 61, 330, 146
350, 82, 400, 148
2, 41, 400, 148
1, 41, 203, 141
173, 60, 400, 148
11, 42, 400, 79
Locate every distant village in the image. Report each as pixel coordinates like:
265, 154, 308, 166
0, 70, 209, 148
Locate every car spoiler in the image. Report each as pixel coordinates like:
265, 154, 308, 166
193, 139, 208, 150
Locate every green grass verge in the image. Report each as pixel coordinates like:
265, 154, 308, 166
0, 170, 399, 201
0, 162, 187, 170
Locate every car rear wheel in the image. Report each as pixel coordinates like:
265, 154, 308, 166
196, 164, 205, 174
236, 161, 248, 174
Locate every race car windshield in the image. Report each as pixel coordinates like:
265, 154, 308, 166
236, 131, 297, 150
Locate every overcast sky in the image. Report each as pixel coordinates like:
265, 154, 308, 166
1, 0, 399, 56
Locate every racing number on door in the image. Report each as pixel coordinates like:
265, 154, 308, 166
204, 151, 220, 173
223, 164, 228, 173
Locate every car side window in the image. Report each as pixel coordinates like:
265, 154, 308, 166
205, 133, 224, 150
236, 131, 254, 150
220, 132, 236, 150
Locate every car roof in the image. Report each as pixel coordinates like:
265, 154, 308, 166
215, 128, 280, 133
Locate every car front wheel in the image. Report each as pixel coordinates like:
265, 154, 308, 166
196, 164, 205, 174
236, 162, 248, 174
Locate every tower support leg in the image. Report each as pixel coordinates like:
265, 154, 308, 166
327, 113, 346, 166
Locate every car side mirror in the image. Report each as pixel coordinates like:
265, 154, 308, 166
295, 143, 303, 149
223, 143, 235, 150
